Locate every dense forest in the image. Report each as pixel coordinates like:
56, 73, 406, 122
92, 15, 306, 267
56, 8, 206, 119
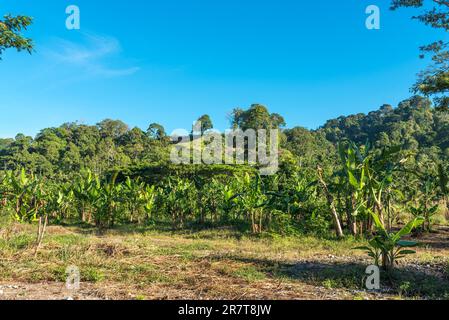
2, 96, 448, 177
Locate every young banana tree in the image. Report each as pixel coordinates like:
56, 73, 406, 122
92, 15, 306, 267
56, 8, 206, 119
2, 169, 47, 254
44, 184, 73, 222
72, 169, 96, 222
437, 164, 449, 218
338, 142, 369, 236
122, 176, 146, 223
162, 177, 197, 229
234, 173, 270, 234
221, 178, 243, 223
355, 211, 424, 270
94, 172, 122, 229
410, 205, 438, 233
273, 173, 316, 221
141, 184, 157, 223
338, 142, 407, 235
406, 164, 441, 233
198, 179, 221, 224
73, 170, 121, 230
198, 178, 240, 224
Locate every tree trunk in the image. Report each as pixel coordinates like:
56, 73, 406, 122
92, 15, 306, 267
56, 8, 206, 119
34, 215, 48, 257
375, 201, 385, 228
317, 167, 344, 238
382, 252, 393, 271
445, 197, 449, 220
351, 218, 358, 236
386, 196, 392, 233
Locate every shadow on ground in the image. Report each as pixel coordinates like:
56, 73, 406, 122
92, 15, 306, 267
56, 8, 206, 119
207, 254, 449, 299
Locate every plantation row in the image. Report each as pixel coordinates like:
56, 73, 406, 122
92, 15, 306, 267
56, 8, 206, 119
2, 140, 447, 269
0, 167, 319, 234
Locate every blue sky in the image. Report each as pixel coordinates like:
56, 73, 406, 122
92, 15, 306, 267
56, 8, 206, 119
0, 0, 445, 138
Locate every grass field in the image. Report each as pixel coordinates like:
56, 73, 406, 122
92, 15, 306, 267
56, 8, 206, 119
1, 218, 448, 300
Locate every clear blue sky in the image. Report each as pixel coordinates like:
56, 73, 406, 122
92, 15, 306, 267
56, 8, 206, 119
0, 0, 445, 138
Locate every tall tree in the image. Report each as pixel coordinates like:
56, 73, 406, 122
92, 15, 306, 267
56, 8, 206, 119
195, 114, 213, 134
231, 104, 285, 131
97, 119, 129, 139
391, 0, 449, 110
147, 123, 166, 140
0, 14, 33, 58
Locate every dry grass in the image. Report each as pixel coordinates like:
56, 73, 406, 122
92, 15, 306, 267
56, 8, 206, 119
0, 221, 448, 300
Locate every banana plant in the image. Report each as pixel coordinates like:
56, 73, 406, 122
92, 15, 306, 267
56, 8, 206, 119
1, 169, 48, 254
0, 172, 8, 208
162, 177, 197, 229
355, 211, 424, 270
198, 179, 221, 224
3, 169, 44, 223
338, 142, 369, 235
410, 204, 438, 233
72, 169, 96, 222
234, 173, 270, 234
337, 142, 407, 235
197, 178, 240, 225
141, 184, 156, 223
73, 170, 121, 230
407, 173, 439, 233
122, 176, 146, 223
437, 164, 449, 218
44, 184, 74, 222
219, 178, 241, 222
93, 172, 122, 229
273, 173, 316, 220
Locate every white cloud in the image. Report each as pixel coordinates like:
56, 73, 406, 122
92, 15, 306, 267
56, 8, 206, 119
43, 33, 140, 77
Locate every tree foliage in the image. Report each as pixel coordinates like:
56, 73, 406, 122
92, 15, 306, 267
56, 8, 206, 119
0, 14, 33, 58
391, 0, 449, 110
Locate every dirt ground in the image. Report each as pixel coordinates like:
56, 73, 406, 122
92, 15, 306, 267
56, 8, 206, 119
0, 280, 393, 300
0, 224, 448, 300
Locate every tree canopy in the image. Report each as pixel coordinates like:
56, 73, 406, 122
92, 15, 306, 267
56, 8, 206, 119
0, 14, 33, 59
391, 0, 449, 110
195, 114, 214, 134
231, 104, 286, 131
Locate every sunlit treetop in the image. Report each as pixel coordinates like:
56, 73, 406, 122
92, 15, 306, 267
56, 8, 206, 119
391, 0, 449, 110
0, 14, 34, 59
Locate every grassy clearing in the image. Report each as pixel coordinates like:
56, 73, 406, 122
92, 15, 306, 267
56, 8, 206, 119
0, 220, 448, 300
